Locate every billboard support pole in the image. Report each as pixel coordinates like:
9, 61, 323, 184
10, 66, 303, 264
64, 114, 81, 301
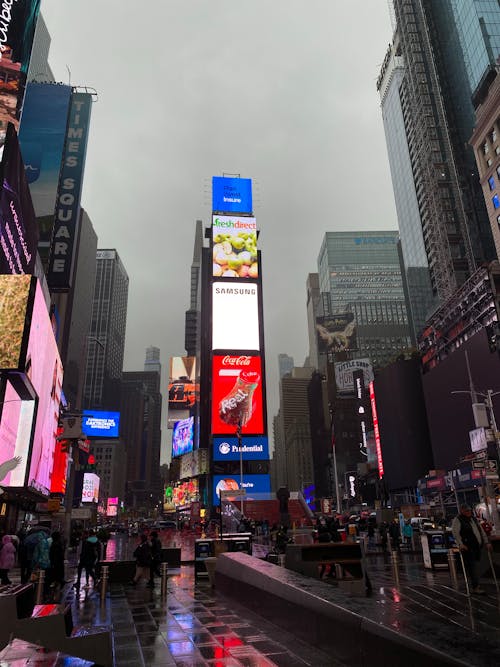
329, 407, 340, 514
236, 420, 244, 517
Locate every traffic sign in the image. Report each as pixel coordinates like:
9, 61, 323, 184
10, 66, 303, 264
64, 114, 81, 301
472, 460, 485, 469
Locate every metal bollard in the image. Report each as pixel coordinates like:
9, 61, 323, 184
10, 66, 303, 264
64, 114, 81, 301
335, 563, 343, 580
448, 550, 458, 590
391, 550, 400, 588
160, 562, 168, 600
100, 565, 109, 604
35, 570, 45, 604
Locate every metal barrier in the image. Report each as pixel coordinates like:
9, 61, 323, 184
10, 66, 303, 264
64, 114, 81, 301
390, 550, 400, 588
487, 550, 499, 593
160, 562, 168, 600
35, 570, 45, 605
447, 550, 458, 590
100, 565, 109, 606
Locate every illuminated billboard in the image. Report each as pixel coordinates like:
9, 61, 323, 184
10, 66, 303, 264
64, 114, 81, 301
212, 355, 264, 435
0, 124, 38, 274
18, 83, 72, 244
213, 474, 271, 505
0, 376, 35, 487
369, 381, 384, 479
212, 435, 269, 461
50, 438, 68, 495
212, 283, 260, 351
179, 449, 209, 480
172, 479, 199, 508
0, 274, 31, 369
212, 176, 252, 213
334, 359, 373, 393
82, 411, 120, 438
0, 0, 41, 143
47, 92, 92, 291
212, 215, 257, 279
172, 417, 194, 458
168, 356, 198, 427
82, 472, 100, 503
26, 278, 64, 496
316, 314, 356, 353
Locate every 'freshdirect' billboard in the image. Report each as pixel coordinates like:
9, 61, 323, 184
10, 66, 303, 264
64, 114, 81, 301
212, 176, 252, 214
213, 473, 271, 505
82, 410, 120, 438
212, 215, 257, 279
211, 355, 264, 435
0, 123, 38, 274
213, 436, 269, 461
212, 283, 260, 351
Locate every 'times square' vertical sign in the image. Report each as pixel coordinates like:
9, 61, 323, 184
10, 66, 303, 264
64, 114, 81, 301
47, 92, 92, 291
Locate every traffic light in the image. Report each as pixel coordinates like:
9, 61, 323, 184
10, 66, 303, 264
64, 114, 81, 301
486, 323, 500, 354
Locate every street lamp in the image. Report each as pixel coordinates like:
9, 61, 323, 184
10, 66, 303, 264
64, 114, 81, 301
328, 405, 341, 514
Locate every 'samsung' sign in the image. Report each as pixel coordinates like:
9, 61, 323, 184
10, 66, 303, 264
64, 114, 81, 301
213, 436, 269, 461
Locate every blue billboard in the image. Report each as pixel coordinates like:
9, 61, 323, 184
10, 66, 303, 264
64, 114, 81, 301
82, 411, 120, 438
212, 436, 269, 461
212, 176, 252, 214
213, 473, 271, 505
172, 417, 194, 458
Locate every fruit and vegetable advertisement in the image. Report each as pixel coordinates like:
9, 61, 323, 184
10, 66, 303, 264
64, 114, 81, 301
212, 282, 260, 351
212, 216, 258, 279
211, 355, 264, 435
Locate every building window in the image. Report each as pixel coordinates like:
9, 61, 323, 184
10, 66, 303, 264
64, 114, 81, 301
496, 146, 500, 156
493, 130, 497, 143
489, 176, 495, 191
497, 165, 500, 179
488, 158, 493, 167
493, 194, 500, 210
484, 143, 490, 155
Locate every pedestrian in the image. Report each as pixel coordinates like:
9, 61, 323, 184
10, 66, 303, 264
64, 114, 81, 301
75, 530, 100, 590
131, 534, 152, 585
379, 522, 388, 553
389, 519, 401, 552
97, 526, 110, 560
451, 504, 492, 594
403, 521, 413, 549
148, 530, 162, 588
367, 520, 376, 550
0, 535, 16, 584
49, 532, 66, 592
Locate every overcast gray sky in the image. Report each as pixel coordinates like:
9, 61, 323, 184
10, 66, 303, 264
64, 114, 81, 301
41, 1, 397, 462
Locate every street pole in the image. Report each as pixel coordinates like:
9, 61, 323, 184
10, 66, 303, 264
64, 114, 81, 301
330, 411, 340, 514
484, 390, 500, 533
236, 420, 244, 517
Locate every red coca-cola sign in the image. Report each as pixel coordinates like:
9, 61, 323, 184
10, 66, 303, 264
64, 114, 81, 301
212, 355, 264, 435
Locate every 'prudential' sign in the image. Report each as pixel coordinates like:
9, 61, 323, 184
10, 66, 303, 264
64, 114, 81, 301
213, 436, 269, 461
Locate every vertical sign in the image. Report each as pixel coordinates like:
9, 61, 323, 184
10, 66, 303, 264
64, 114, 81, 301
369, 381, 385, 479
47, 92, 92, 291
353, 369, 368, 458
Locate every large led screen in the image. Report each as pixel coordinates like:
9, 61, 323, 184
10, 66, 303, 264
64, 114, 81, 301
213, 474, 271, 505
82, 472, 100, 503
212, 355, 264, 435
212, 283, 260, 351
82, 410, 120, 438
212, 176, 252, 214
0, 0, 41, 142
316, 313, 357, 353
334, 358, 373, 393
168, 356, 198, 427
172, 417, 194, 458
212, 215, 257, 279
172, 479, 199, 508
212, 435, 269, 461
50, 439, 68, 495
0, 377, 35, 487
0, 124, 38, 274
18, 83, 72, 244
26, 278, 64, 496
0, 274, 31, 369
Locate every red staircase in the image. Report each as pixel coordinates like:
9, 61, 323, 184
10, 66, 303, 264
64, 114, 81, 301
241, 498, 312, 526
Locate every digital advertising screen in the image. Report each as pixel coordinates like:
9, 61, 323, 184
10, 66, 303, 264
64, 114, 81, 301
212, 283, 260, 351
82, 410, 120, 438
0, 0, 41, 142
212, 436, 269, 461
213, 474, 271, 505
211, 355, 264, 435
316, 313, 357, 353
0, 376, 35, 487
172, 479, 199, 508
212, 215, 257, 279
0, 274, 31, 369
18, 83, 72, 243
212, 176, 252, 214
167, 356, 198, 427
0, 123, 38, 274
82, 472, 100, 503
50, 439, 68, 495
334, 359, 373, 393
172, 417, 194, 458
26, 278, 64, 496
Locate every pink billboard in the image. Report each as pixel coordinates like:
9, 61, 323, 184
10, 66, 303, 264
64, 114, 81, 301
0, 377, 35, 487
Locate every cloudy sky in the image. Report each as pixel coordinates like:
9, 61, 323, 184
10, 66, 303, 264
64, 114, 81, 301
41, 1, 397, 461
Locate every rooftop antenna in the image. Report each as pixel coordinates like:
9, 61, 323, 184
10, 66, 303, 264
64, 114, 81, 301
66, 65, 71, 86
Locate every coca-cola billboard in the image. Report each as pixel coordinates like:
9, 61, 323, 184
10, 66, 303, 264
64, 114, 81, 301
211, 355, 264, 435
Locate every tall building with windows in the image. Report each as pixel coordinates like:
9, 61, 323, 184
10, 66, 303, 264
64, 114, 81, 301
317, 231, 412, 369
185, 220, 203, 357
278, 354, 294, 379
83, 249, 129, 410
378, 0, 498, 304
144, 346, 161, 376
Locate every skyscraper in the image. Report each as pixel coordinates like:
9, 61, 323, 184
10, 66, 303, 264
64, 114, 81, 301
185, 220, 203, 357
144, 346, 161, 376
278, 353, 294, 379
83, 249, 129, 410
378, 0, 498, 303
317, 231, 411, 369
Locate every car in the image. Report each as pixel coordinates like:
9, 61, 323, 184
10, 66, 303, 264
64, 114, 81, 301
158, 520, 178, 530
410, 517, 435, 531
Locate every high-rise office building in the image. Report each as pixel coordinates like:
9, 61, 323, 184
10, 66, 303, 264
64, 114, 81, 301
26, 13, 54, 83
144, 346, 161, 376
83, 249, 129, 410
185, 220, 203, 357
306, 273, 321, 369
317, 231, 412, 369
378, 0, 498, 303
278, 354, 294, 379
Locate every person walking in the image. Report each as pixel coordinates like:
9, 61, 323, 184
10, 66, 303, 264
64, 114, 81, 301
452, 504, 492, 594
49, 532, 66, 593
148, 531, 162, 588
75, 530, 100, 590
0, 535, 16, 584
131, 534, 152, 585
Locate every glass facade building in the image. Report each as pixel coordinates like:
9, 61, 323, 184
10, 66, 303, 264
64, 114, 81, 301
317, 231, 412, 369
